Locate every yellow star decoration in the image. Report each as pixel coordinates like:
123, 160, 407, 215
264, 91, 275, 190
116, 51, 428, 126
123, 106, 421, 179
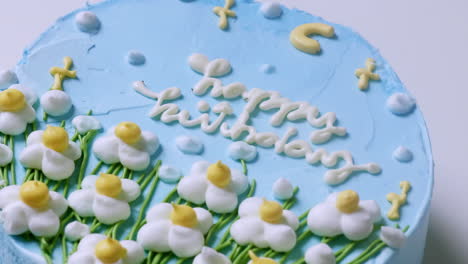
355, 58, 380, 91
386, 181, 411, 220
49, 56, 77, 91
213, 0, 236, 30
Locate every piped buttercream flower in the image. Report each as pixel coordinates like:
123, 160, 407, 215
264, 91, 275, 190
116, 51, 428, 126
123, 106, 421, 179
68, 234, 145, 264
193, 247, 231, 264
19, 126, 82, 180
68, 174, 140, 224
0, 181, 67, 237
72, 115, 101, 135
380, 226, 406, 248
0, 85, 36, 135
0, 143, 13, 166
93, 122, 159, 171
177, 161, 249, 213
230, 197, 299, 252
228, 141, 257, 162
248, 251, 278, 264
137, 203, 213, 258
307, 190, 381, 241
305, 243, 336, 264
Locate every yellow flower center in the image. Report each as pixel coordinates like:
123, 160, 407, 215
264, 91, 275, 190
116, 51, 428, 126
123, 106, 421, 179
42, 126, 69, 152
206, 161, 231, 188
170, 204, 198, 228
336, 190, 360, 213
95, 237, 127, 264
249, 250, 278, 264
0, 89, 26, 112
20, 181, 50, 209
95, 173, 122, 198
259, 199, 283, 224
115, 122, 142, 145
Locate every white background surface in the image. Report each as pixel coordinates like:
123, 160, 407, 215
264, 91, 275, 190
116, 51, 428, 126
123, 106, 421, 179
0, 0, 467, 263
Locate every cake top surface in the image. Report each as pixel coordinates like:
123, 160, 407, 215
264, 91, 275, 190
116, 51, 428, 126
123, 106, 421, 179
0, 0, 433, 263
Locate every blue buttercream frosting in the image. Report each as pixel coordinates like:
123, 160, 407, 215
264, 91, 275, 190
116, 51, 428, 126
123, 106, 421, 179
5, 0, 433, 263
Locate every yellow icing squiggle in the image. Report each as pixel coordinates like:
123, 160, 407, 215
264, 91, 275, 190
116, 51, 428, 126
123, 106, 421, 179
213, 0, 236, 30
49, 56, 77, 91
290, 23, 335, 54
355, 58, 380, 90
386, 181, 411, 220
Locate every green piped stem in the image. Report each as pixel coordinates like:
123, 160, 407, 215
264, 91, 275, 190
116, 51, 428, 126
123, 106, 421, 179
126, 161, 162, 240
159, 253, 173, 264
162, 187, 178, 203
240, 159, 247, 175
283, 187, 299, 209
9, 135, 15, 184
40, 238, 53, 264
90, 161, 104, 175
43, 112, 48, 122
335, 242, 357, 262
232, 244, 253, 264
61, 232, 68, 264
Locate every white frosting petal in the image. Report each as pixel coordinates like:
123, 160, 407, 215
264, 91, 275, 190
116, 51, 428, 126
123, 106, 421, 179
137, 221, 171, 252
141, 131, 160, 154
272, 177, 294, 200
119, 179, 141, 202
72, 115, 101, 135
260, 2, 283, 19
121, 240, 146, 264
118, 143, 150, 171
168, 225, 204, 258
190, 160, 211, 175
42, 148, 75, 180
264, 223, 297, 252
393, 146, 413, 162
305, 243, 336, 264
380, 226, 406, 248
0, 70, 18, 89
75, 11, 101, 34
282, 210, 300, 231
205, 184, 238, 213
0, 185, 20, 208
193, 247, 231, 264
340, 210, 374, 241
386, 93, 416, 115
0, 110, 31, 135
228, 141, 257, 162
26, 130, 44, 145
62, 141, 82, 161
194, 207, 214, 235
68, 189, 96, 217
68, 251, 96, 264
146, 203, 173, 222
307, 202, 342, 237
48, 191, 68, 216
0, 202, 29, 235
81, 175, 99, 189
64, 221, 90, 241
19, 144, 44, 169
93, 135, 120, 164
175, 135, 203, 155
238, 197, 263, 217
78, 233, 107, 251
229, 169, 249, 194
159, 165, 182, 183
230, 217, 266, 247
360, 200, 382, 222
177, 175, 208, 205
93, 194, 131, 224
28, 210, 60, 237
40, 90, 72, 116
9, 84, 37, 105
0, 143, 13, 166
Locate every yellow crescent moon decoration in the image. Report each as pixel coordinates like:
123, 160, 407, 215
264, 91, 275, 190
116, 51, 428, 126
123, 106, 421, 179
289, 23, 335, 54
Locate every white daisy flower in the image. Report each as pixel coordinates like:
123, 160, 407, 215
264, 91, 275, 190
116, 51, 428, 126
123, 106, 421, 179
305, 243, 336, 264
0, 85, 36, 135
193, 247, 231, 264
307, 190, 381, 241
64, 221, 90, 242
19, 126, 82, 180
68, 234, 145, 264
93, 122, 159, 171
0, 143, 13, 166
177, 161, 249, 213
230, 197, 299, 252
137, 203, 213, 258
68, 174, 140, 225
0, 181, 67, 237
72, 115, 101, 135
228, 141, 257, 162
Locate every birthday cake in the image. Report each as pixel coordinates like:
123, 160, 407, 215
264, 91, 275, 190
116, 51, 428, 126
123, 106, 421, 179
0, 0, 433, 263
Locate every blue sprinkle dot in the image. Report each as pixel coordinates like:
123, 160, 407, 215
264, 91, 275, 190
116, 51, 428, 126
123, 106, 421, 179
126, 50, 146, 66
259, 64, 275, 74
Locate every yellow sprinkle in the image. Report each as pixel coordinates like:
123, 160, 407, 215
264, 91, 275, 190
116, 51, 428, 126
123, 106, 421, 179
213, 0, 236, 30
0, 89, 26, 112
95, 237, 127, 264
336, 190, 360, 214
259, 199, 283, 224
249, 250, 278, 264
114, 122, 142, 145
49, 56, 77, 91
20, 181, 50, 209
290, 23, 335, 54
170, 204, 198, 228
355, 58, 380, 90
386, 181, 411, 220
42, 126, 69, 152
96, 173, 123, 198
206, 161, 231, 188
